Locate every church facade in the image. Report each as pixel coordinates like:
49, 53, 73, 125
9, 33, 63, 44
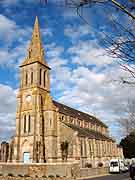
3, 17, 123, 167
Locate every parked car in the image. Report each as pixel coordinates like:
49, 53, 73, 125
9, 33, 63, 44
109, 159, 128, 173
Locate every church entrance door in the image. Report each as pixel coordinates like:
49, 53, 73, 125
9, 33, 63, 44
23, 152, 30, 163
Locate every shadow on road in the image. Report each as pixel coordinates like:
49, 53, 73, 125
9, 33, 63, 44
86, 172, 130, 180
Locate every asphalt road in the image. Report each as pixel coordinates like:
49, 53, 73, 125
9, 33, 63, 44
86, 172, 130, 180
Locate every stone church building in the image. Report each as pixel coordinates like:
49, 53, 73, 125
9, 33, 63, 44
0, 17, 123, 168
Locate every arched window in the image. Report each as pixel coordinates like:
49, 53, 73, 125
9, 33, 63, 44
61, 116, 64, 121
24, 115, 26, 133
84, 140, 87, 156
89, 141, 92, 157
25, 72, 28, 86
41, 95, 43, 106
39, 68, 42, 85
31, 71, 33, 84
80, 140, 83, 156
43, 71, 46, 87
50, 119, 52, 127
28, 115, 31, 133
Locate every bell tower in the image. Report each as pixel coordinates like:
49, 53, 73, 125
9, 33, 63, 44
14, 16, 57, 163
20, 16, 51, 91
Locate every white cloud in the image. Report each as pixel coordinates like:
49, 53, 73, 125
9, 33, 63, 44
45, 43, 72, 92
64, 24, 94, 43
46, 43, 64, 58
0, 84, 16, 141
68, 40, 114, 67
0, 15, 17, 44
0, 15, 31, 70
0, 15, 53, 69
42, 28, 53, 37
0, 15, 32, 45
0, 41, 28, 69
0, 84, 16, 113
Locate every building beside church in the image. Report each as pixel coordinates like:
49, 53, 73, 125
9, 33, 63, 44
0, 17, 123, 168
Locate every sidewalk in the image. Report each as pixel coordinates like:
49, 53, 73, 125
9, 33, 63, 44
77, 173, 110, 180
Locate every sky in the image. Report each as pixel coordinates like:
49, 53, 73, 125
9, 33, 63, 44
0, 0, 134, 142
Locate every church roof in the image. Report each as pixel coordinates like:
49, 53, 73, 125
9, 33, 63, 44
53, 100, 108, 128
63, 122, 115, 142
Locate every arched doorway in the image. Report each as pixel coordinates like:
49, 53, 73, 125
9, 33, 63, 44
21, 139, 31, 163
23, 152, 30, 163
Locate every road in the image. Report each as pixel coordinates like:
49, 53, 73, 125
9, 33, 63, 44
86, 172, 130, 180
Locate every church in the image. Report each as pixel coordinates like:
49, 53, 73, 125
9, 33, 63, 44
1, 16, 123, 168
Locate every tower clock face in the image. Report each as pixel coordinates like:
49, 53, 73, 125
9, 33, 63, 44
25, 95, 32, 103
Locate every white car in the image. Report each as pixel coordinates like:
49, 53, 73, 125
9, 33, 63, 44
109, 159, 128, 173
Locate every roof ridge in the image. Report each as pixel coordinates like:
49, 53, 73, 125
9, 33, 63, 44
53, 100, 108, 128
63, 122, 114, 141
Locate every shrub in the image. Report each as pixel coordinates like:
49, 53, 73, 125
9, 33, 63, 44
42, 175, 47, 178
98, 162, 103, 167
56, 174, 60, 177
0, 174, 3, 176
24, 174, 30, 177
85, 163, 92, 168
48, 174, 55, 178
18, 174, 23, 177
8, 173, 14, 177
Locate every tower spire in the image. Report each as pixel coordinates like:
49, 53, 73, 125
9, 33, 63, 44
31, 16, 41, 49
21, 16, 50, 68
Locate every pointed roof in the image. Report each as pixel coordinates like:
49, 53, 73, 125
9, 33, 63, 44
20, 16, 50, 69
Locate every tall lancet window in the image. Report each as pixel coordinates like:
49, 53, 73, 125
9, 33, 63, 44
39, 68, 42, 85
24, 115, 27, 133
80, 140, 83, 156
43, 71, 46, 87
25, 72, 28, 86
31, 71, 33, 84
41, 95, 43, 106
28, 115, 31, 133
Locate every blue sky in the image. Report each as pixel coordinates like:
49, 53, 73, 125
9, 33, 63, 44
0, 0, 134, 142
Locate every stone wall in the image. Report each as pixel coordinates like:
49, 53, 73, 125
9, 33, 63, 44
0, 177, 74, 180
0, 162, 80, 178
0, 163, 109, 179
80, 167, 108, 178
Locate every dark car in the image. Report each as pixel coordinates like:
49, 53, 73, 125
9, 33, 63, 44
130, 163, 135, 180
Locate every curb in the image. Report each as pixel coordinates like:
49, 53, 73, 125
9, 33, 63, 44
77, 173, 110, 180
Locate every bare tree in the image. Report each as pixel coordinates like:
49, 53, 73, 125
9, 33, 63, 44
118, 100, 135, 136
40, 0, 135, 83
66, 0, 135, 83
